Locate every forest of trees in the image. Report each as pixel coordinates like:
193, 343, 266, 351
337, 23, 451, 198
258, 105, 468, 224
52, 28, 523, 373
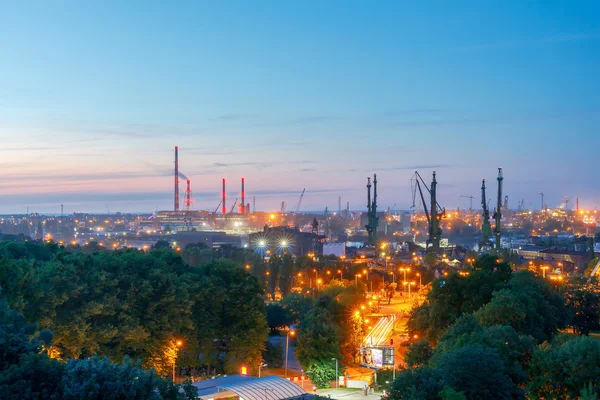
389, 255, 600, 400
0, 240, 269, 398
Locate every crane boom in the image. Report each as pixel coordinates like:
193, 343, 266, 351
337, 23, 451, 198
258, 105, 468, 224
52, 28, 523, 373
213, 200, 222, 214
295, 188, 305, 213
411, 171, 445, 252
230, 198, 238, 214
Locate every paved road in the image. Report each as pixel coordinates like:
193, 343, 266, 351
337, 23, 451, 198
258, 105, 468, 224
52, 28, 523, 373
268, 335, 302, 373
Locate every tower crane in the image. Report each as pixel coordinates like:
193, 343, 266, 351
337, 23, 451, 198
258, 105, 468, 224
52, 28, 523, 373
459, 195, 475, 211
411, 171, 445, 252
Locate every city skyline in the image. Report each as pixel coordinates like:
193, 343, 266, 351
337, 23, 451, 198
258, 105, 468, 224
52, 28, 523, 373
1, 1, 599, 213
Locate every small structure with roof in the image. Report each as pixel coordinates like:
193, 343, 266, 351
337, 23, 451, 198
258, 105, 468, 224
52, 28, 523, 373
192, 375, 308, 400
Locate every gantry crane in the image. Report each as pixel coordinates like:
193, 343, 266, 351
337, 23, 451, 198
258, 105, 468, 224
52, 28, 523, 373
365, 175, 379, 245
492, 168, 503, 251
481, 179, 493, 247
411, 171, 445, 252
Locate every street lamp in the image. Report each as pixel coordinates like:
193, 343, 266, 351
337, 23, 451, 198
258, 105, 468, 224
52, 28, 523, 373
285, 329, 296, 377
259, 362, 267, 378
331, 358, 339, 388
338, 269, 343, 280
173, 339, 183, 382
355, 273, 362, 286
541, 266, 549, 279
363, 269, 371, 291
416, 272, 421, 291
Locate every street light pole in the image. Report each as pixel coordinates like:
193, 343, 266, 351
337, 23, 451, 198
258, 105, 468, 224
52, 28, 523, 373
259, 362, 267, 378
173, 339, 183, 382
285, 330, 295, 377
331, 358, 338, 388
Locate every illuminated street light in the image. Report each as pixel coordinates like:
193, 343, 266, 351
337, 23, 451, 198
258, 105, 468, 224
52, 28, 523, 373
173, 339, 183, 382
285, 329, 295, 377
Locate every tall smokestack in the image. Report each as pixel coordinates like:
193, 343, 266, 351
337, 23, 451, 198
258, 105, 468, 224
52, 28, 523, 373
222, 178, 226, 214
241, 177, 245, 214
174, 146, 179, 211
185, 179, 191, 212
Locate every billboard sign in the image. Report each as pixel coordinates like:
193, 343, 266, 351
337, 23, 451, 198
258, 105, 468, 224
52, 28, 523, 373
359, 347, 394, 369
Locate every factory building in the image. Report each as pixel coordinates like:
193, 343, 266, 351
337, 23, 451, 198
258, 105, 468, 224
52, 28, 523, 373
249, 226, 322, 257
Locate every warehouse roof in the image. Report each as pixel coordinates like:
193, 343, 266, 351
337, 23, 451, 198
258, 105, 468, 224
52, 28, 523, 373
193, 375, 307, 400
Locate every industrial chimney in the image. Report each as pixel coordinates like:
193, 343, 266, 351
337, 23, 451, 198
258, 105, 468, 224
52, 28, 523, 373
174, 146, 179, 211
240, 177, 245, 214
222, 178, 226, 214
185, 179, 192, 212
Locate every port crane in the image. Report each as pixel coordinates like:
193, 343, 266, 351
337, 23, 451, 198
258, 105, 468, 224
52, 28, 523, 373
411, 171, 445, 253
481, 179, 493, 247
492, 168, 503, 251
213, 201, 222, 214
295, 188, 306, 214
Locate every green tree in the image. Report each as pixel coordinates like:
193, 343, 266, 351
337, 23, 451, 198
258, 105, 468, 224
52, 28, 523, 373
563, 283, 600, 335
384, 367, 445, 400
405, 339, 433, 368
296, 303, 341, 388
280, 292, 313, 324
268, 255, 282, 298
438, 386, 467, 400
475, 271, 567, 343
528, 336, 600, 399
153, 239, 172, 250
434, 315, 534, 386
262, 341, 283, 368
340, 311, 364, 364
278, 253, 295, 296
61, 356, 196, 400
433, 344, 523, 400
190, 259, 267, 374
424, 253, 438, 268
0, 300, 64, 399
407, 256, 512, 343
266, 303, 291, 332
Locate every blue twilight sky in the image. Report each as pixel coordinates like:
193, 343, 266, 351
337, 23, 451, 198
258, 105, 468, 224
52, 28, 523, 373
0, 1, 599, 214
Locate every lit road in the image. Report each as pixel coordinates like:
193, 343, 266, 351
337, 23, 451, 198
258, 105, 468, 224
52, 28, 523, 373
362, 314, 396, 347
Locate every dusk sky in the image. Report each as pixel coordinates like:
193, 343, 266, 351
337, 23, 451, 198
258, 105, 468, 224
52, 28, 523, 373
1, 1, 599, 214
